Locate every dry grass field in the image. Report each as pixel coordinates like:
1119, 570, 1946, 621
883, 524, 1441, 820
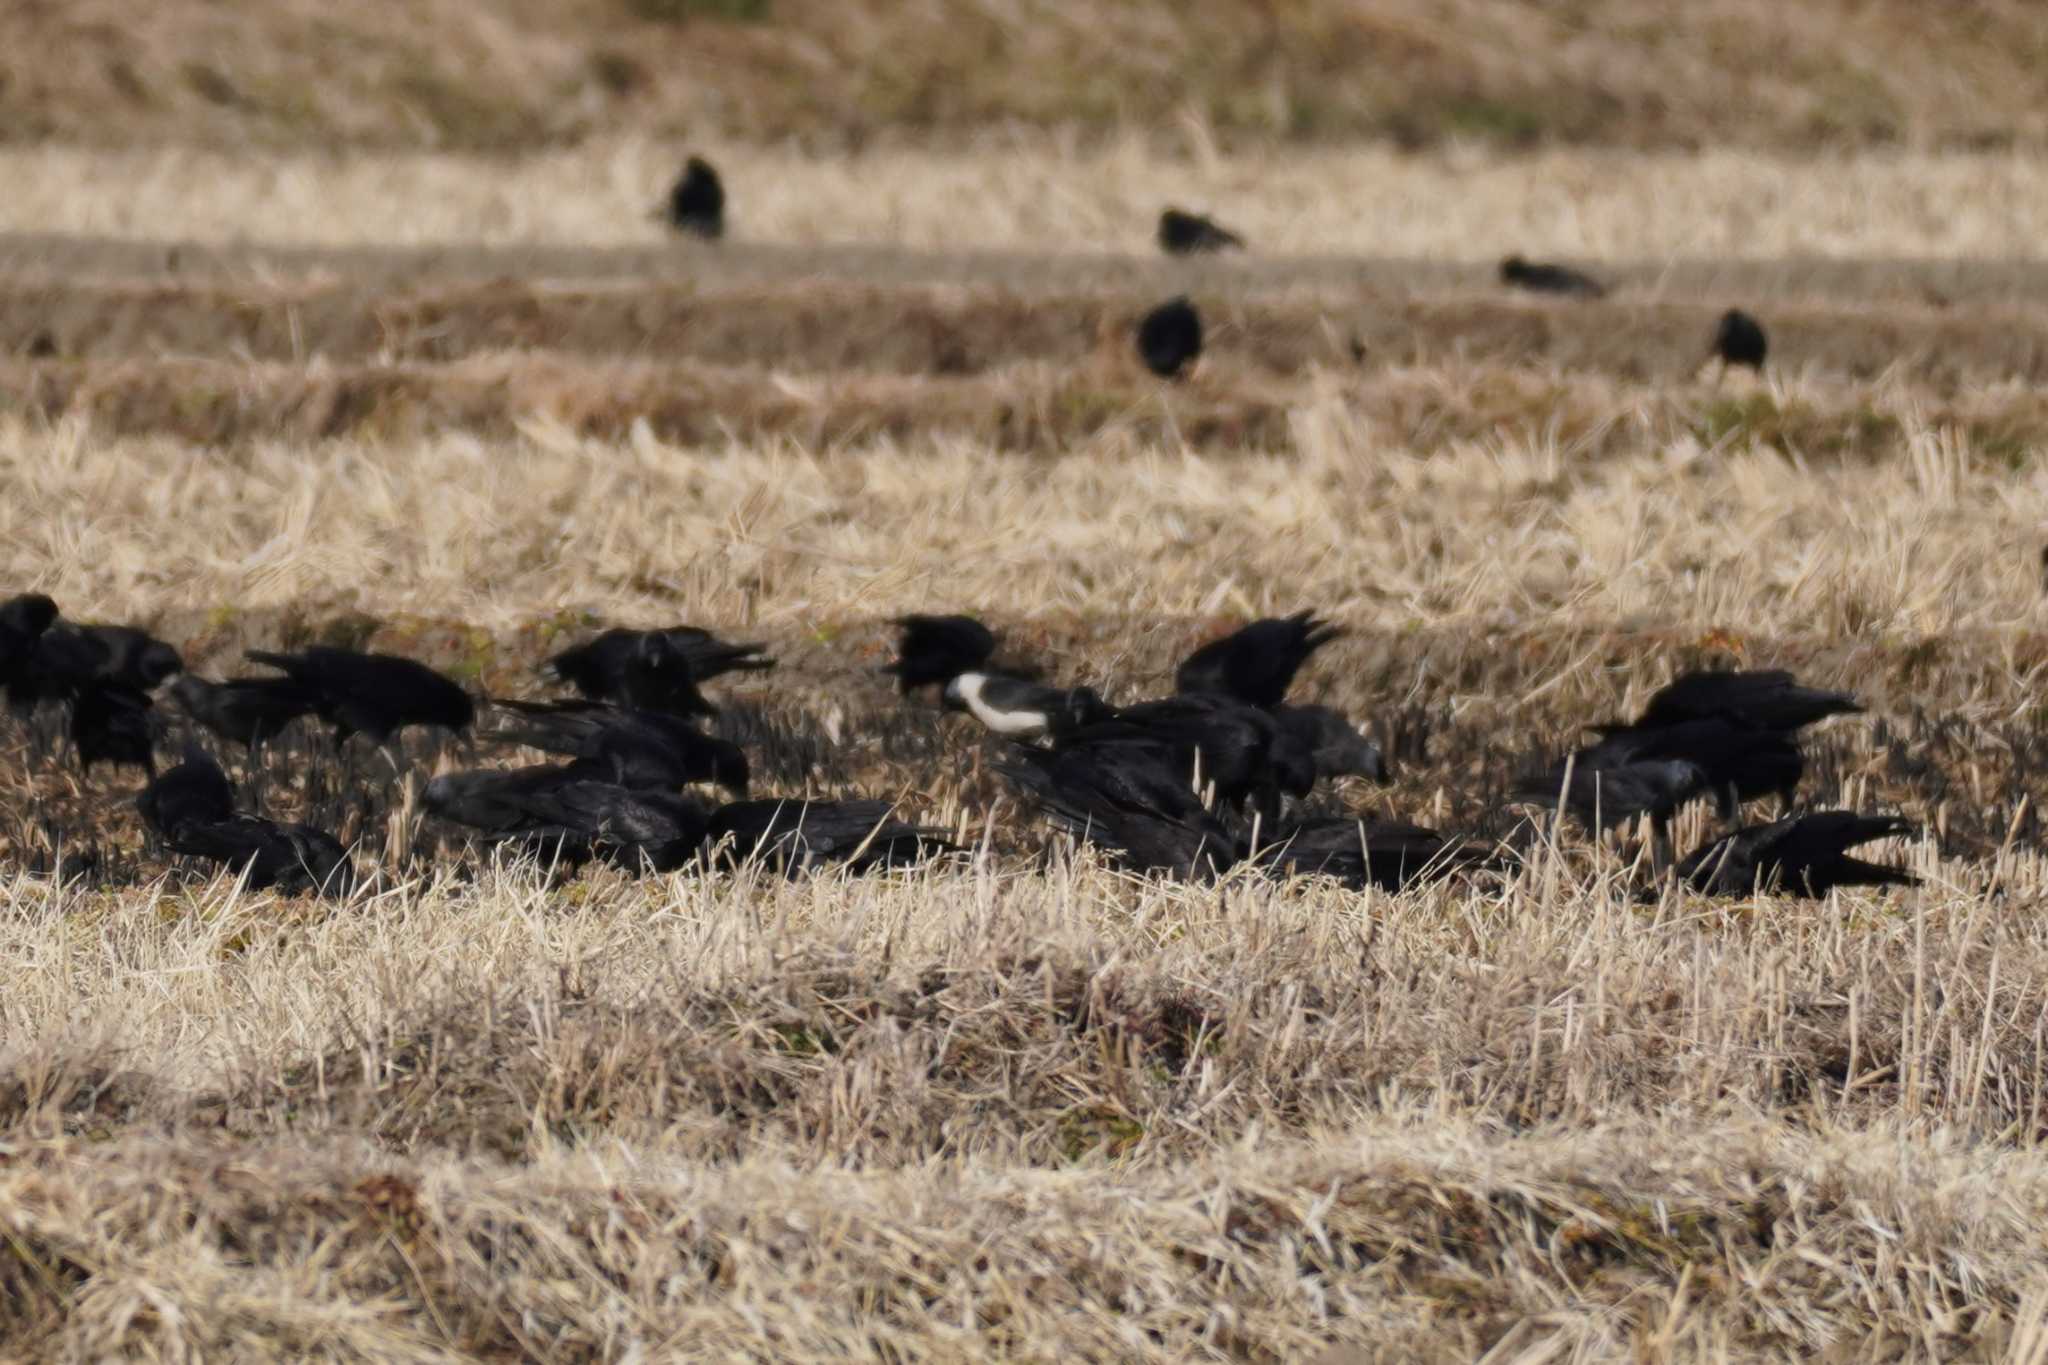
9, 78, 2048, 1362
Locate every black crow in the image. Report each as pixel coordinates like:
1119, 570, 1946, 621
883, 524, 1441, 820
884, 614, 998, 692
164, 816, 356, 896
1000, 741, 1240, 877
1272, 703, 1389, 784
1136, 296, 1202, 380
1058, 693, 1314, 825
0, 592, 57, 691
137, 738, 353, 894
1631, 669, 1861, 734
1499, 255, 1606, 298
1515, 754, 1707, 833
703, 798, 957, 875
137, 740, 237, 839
941, 672, 1114, 741
1676, 811, 1917, 898
246, 647, 474, 745
1254, 816, 1498, 892
491, 698, 750, 796
71, 684, 157, 776
549, 625, 772, 698
1158, 208, 1243, 255
1709, 309, 1768, 374
1539, 716, 1803, 822
169, 674, 319, 749
496, 777, 712, 871
664, 156, 725, 240
11, 622, 182, 709
423, 764, 591, 838
1175, 610, 1340, 710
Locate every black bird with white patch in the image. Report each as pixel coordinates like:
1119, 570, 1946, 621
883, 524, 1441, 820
941, 672, 1114, 742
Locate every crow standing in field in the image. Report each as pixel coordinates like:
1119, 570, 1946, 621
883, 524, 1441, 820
1709, 309, 1768, 376
0, 593, 58, 693
138, 743, 355, 895
1522, 668, 1863, 841
1271, 702, 1390, 784
884, 614, 1000, 693
1499, 255, 1606, 299
70, 682, 160, 776
1136, 296, 1203, 380
1175, 612, 1386, 787
1002, 739, 1484, 890
1052, 692, 1315, 827
490, 697, 751, 796
1158, 208, 1244, 255
1631, 670, 1861, 734
245, 646, 474, 746
1000, 740, 1240, 876
663, 156, 725, 240
9, 620, 182, 711
549, 625, 772, 698
170, 674, 319, 749
1176, 611, 1342, 710
425, 764, 954, 876
1676, 811, 1917, 898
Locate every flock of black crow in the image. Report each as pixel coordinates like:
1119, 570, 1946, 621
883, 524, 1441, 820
657, 159, 1773, 385
0, 585, 1915, 903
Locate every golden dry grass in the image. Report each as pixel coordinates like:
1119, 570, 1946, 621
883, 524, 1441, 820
6, 139, 2048, 1357
9, 140, 2048, 258
9, 0, 2048, 153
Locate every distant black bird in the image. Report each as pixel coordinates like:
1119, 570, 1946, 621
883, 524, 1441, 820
703, 798, 957, 875
0, 592, 57, 691
1709, 309, 1768, 374
1676, 811, 1917, 898
1631, 670, 1861, 734
942, 672, 1114, 741
1158, 208, 1244, 255
137, 740, 236, 838
1176, 611, 1341, 710
169, 674, 319, 749
664, 156, 725, 240
549, 626, 772, 701
1499, 255, 1606, 299
1000, 741, 1239, 877
885, 614, 998, 693
492, 698, 750, 796
1253, 816, 1499, 892
1136, 296, 1202, 380
246, 646, 474, 746
1272, 703, 1389, 784
71, 684, 158, 776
